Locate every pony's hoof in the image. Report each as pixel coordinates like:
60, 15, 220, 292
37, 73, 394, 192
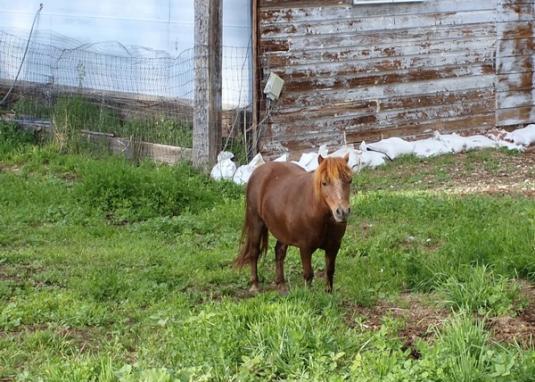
249, 284, 260, 294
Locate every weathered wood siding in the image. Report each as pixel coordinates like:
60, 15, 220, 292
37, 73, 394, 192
497, 0, 535, 127
256, 0, 509, 156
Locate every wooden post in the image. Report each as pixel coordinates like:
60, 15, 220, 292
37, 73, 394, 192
251, 0, 259, 156
193, 0, 222, 169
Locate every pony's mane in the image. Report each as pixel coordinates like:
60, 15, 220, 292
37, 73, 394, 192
313, 156, 352, 198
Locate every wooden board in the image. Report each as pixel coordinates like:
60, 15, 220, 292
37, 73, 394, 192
496, 0, 535, 127
256, 0, 502, 155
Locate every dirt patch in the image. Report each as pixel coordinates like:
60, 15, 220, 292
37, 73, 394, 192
56, 326, 108, 354
0, 324, 111, 354
363, 149, 535, 196
345, 284, 535, 351
433, 150, 535, 196
345, 293, 449, 355
0, 164, 22, 175
488, 281, 535, 348
0, 263, 53, 290
0, 268, 23, 283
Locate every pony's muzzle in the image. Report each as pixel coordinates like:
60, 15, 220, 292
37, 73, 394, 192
334, 207, 351, 222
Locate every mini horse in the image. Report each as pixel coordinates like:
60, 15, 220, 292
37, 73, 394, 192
234, 154, 352, 293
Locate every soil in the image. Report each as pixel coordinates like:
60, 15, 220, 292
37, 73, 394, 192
346, 284, 535, 351
364, 148, 535, 196
345, 293, 449, 356
488, 281, 535, 347
439, 149, 535, 196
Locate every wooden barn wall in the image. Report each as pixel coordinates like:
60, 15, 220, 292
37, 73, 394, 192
496, 0, 535, 127
257, 0, 500, 156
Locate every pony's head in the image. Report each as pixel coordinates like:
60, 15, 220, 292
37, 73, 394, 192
314, 154, 353, 223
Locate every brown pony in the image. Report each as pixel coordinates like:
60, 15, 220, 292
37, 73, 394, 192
234, 154, 353, 293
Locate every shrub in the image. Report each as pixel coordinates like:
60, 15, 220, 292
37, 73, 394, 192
75, 159, 241, 223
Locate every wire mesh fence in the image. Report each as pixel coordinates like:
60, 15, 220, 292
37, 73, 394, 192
0, 30, 251, 162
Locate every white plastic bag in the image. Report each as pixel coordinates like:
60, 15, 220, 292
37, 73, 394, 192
248, 153, 265, 168
504, 124, 535, 147
361, 151, 386, 168
318, 144, 329, 157
217, 151, 234, 162
434, 132, 466, 153
210, 158, 236, 181
412, 138, 451, 158
463, 135, 497, 151
274, 153, 288, 162
294, 152, 319, 172
232, 153, 265, 185
294, 144, 330, 172
495, 140, 525, 151
359, 142, 386, 168
366, 137, 414, 160
328, 145, 361, 171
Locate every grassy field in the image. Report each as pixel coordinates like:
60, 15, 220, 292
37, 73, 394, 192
1, 123, 535, 381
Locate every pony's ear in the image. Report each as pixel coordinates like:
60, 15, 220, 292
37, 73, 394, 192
343, 153, 350, 163
318, 155, 324, 165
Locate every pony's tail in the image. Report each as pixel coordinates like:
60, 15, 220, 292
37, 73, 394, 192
233, 199, 268, 269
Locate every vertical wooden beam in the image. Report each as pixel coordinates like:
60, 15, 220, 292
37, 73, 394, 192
251, 0, 259, 155
193, 0, 222, 169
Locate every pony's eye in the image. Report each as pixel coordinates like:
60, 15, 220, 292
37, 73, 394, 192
322, 181, 328, 186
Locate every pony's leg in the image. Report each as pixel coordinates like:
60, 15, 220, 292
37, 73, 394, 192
324, 249, 339, 293
274, 241, 288, 294
248, 218, 267, 293
299, 248, 314, 287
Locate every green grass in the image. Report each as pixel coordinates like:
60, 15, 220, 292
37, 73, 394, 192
5, 95, 194, 149
1, 130, 534, 380
7, 95, 251, 162
437, 265, 525, 316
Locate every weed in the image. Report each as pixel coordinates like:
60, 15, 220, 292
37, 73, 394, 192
437, 265, 524, 316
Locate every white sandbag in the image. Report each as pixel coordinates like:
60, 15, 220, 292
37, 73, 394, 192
504, 124, 535, 147
328, 145, 361, 171
495, 140, 525, 151
210, 158, 236, 181
359, 141, 386, 168
318, 144, 329, 157
484, 129, 524, 151
217, 151, 234, 162
294, 143, 330, 171
274, 153, 288, 162
328, 145, 353, 158
361, 151, 386, 168
412, 138, 451, 158
232, 165, 252, 185
463, 135, 497, 151
295, 152, 320, 172
248, 153, 265, 168
434, 132, 466, 153
232, 153, 265, 185
366, 137, 414, 160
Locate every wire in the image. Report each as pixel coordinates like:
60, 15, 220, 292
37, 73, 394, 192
0, 3, 44, 106
222, 39, 251, 155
